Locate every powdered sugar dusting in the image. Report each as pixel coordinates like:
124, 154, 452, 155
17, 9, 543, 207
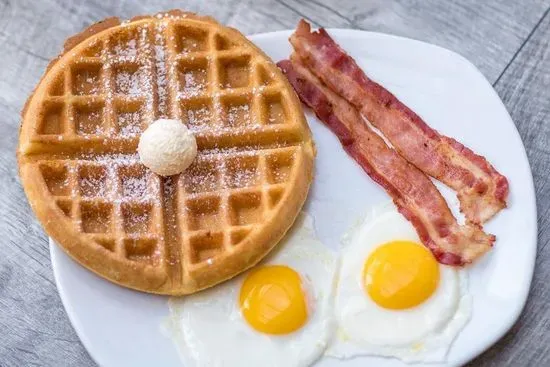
85, 153, 140, 165
183, 162, 219, 193
179, 71, 206, 97
124, 208, 150, 232
227, 104, 250, 126
80, 176, 107, 197
74, 153, 159, 203
228, 166, 257, 188
113, 38, 138, 59
86, 77, 99, 94
117, 112, 142, 137
61, 20, 296, 205
162, 175, 178, 209
186, 106, 210, 128
251, 86, 266, 95
137, 27, 155, 123
200, 145, 279, 157
154, 24, 168, 118
77, 109, 103, 135
122, 176, 148, 198
115, 70, 141, 96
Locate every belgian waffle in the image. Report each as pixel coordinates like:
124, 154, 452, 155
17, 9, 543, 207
17, 10, 315, 295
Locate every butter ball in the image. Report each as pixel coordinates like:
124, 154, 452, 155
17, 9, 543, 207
138, 119, 197, 176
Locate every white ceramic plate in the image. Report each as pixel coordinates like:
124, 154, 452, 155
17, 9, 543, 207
50, 29, 537, 367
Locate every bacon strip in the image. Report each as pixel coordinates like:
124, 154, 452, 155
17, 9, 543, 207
278, 58, 494, 265
289, 20, 509, 224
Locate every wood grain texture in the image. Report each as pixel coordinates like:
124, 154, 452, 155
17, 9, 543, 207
0, 0, 548, 366
468, 7, 550, 367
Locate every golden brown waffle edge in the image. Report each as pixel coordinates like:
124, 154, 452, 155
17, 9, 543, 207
18, 10, 315, 295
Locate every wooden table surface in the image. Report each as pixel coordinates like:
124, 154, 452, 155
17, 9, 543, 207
1, 0, 549, 366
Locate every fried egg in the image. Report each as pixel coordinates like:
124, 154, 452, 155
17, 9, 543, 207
326, 203, 471, 362
167, 213, 338, 367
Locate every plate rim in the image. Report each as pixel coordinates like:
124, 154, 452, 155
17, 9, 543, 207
50, 28, 538, 367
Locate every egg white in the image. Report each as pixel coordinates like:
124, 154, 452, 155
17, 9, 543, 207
326, 203, 472, 363
167, 213, 339, 367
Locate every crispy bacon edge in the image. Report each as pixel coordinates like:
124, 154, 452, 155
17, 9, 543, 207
278, 58, 495, 266
289, 20, 509, 225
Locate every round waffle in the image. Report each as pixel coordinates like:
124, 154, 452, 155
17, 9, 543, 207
17, 10, 315, 295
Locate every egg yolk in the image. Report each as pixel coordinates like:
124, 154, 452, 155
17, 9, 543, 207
239, 265, 308, 334
363, 240, 440, 310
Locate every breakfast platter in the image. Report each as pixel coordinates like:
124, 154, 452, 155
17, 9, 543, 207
16, 10, 536, 367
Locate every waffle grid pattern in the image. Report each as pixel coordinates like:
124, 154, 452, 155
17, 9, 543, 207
40, 158, 164, 264
32, 20, 300, 151
19, 14, 313, 294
